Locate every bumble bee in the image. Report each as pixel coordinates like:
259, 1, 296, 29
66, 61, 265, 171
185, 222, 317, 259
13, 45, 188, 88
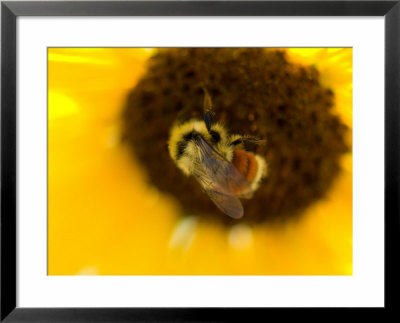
168, 88, 267, 219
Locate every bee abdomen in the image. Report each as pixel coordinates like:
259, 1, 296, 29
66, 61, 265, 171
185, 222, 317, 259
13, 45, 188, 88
246, 153, 258, 183
232, 150, 258, 183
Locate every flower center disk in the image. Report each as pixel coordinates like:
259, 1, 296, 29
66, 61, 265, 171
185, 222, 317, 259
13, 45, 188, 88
122, 48, 349, 224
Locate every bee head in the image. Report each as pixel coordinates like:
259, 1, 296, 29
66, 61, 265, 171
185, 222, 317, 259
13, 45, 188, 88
168, 119, 234, 175
168, 86, 234, 174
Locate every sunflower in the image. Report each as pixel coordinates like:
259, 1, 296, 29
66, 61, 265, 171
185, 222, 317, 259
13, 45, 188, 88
48, 47, 352, 275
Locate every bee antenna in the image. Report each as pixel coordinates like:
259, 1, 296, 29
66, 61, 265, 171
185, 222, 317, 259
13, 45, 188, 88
204, 112, 212, 132
230, 136, 266, 146
201, 84, 213, 133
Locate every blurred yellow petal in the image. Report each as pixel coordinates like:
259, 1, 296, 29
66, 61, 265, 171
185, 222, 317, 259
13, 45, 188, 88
228, 224, 253, 251
287, 48, 353, 128
48, 92, 80, 119
168, 216, 198, 254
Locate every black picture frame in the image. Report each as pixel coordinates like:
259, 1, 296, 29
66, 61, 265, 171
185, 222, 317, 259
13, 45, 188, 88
1, 1, 399, 321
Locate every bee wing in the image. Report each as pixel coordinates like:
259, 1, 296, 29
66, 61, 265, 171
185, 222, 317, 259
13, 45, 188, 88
204, 188, 244, 219
192, 166, 244, 219
195, 136, 253, 196
189, 136, 251, 219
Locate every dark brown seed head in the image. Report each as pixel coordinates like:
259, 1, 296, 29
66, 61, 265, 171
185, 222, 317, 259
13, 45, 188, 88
121, 48, 349, 225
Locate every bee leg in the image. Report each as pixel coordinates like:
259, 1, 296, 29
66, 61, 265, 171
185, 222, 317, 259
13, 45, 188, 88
230, 136, 265, 146
230, 138, 244, 146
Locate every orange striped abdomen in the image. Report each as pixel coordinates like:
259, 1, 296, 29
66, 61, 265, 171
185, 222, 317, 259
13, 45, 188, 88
231, 149, 258, 194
